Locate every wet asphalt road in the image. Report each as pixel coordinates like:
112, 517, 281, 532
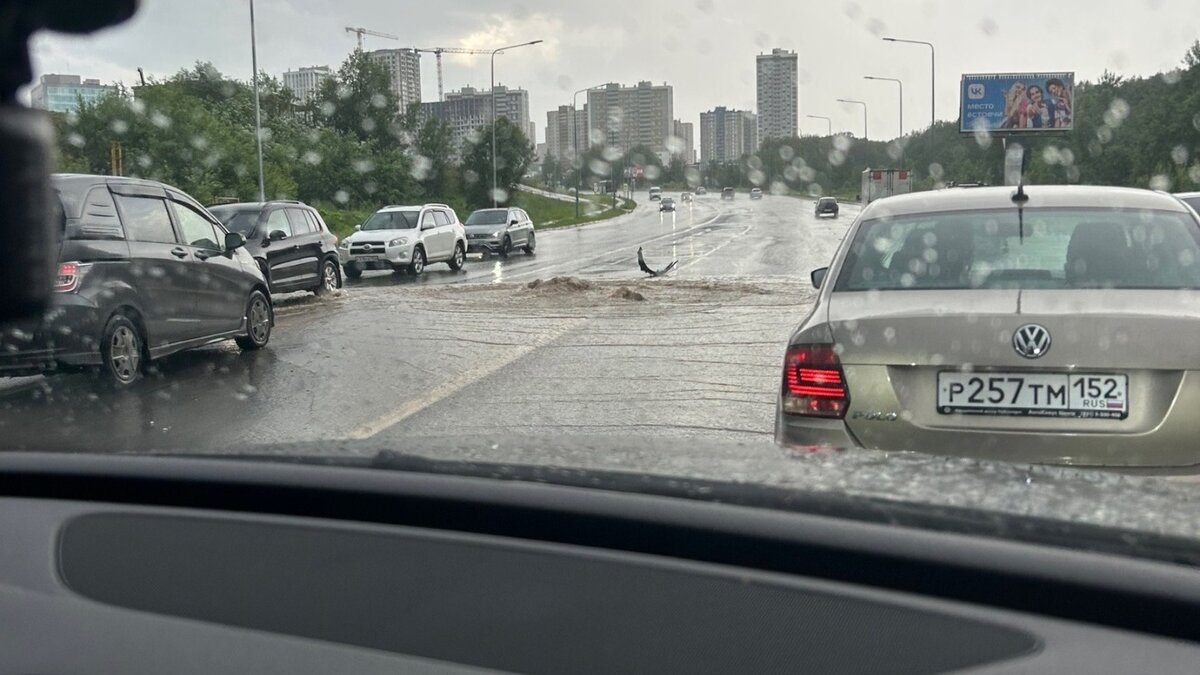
0, 193, 857, 454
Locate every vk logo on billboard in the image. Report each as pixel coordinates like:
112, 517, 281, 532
967, 83, 985, 100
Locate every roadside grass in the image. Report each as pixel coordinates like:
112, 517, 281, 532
514, 190, 637, 230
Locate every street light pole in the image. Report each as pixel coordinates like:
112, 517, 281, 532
864, 76, 903, 137
837, 99, 867, 141
883, 37, 935, 129
249, 0, 265, 202
805, 114, 832, 136
573, 84, 604, 218
490, 39, 543, 208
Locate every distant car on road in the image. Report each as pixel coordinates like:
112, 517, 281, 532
750, 188, 764, 200
695, 186, 708, 195
209, 200, 341, 296
777, 185, 1200, 467
338, 204, 467, 278
659, 197, 677, 212
0, 174, 273, 386
464, 207, 536, 257
649, 187, 662, 201
680, 192, 694, 203
721, 187, 735, 201
815, 197, 839, 218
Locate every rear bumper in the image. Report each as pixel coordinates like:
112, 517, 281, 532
0, 295, 105, 375
775, 406, 860, 450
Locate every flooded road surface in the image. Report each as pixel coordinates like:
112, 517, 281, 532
0, 194, 853, 454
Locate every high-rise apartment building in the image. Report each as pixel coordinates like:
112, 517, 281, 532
282, 66, 331, 103
546, 104, 589, 164
672, 120, 696, 163
700, 107, 758, 163
366, 48, 422, 113
755, 48, 798, 143
29, 74, 115, 113
419, 86, 531, 158
585, 81, 673, 155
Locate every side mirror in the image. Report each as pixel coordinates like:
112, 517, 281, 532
225, 232, 246, 251
268, 230, 288, 241
510, 219, 519, 226
811, 267, 829, 290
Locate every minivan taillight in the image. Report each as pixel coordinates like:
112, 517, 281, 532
54, 262, 83, 293
781, 344, 849, 418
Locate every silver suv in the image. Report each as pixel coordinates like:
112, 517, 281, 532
463, 207, 536, 257
338, 204, 467, 278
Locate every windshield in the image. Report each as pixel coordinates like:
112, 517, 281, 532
838, 209, 1200, 291
362, 210, 418, 230
12, 0, 1200, 563
209, 208, 260, 236
466, 210, 508, 226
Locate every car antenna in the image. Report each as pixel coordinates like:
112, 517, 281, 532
1010, 143, 1030, 243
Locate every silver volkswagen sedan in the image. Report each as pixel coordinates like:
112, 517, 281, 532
776, 185, 1200, 467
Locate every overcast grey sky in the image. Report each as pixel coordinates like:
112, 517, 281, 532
25, 0, 1200, 143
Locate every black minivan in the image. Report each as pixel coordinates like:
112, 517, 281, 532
0, 174, 273, 386
208, 201, 341, 295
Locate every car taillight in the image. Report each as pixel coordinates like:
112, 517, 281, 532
781, 344, 849, 418
54, 262, 82, 293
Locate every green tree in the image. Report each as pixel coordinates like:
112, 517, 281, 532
310, 51, 400, 144
461, 117, 534, 208
412, 116, 455, 200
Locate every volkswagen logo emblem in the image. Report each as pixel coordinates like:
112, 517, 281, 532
1013, 324, 1051, 359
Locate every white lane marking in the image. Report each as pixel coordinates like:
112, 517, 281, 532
346, 321, 580, 440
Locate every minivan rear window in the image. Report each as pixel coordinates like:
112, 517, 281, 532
68, 187, 124, 241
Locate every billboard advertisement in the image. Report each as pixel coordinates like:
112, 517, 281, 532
960, 72, 1074, 133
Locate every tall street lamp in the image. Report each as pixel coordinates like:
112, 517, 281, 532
805, 114, 832, 136
491, 39, 543, 208
249, 0, 265, 202
864, 76, 903, 137
573, 84, 605, 218
883, 37, 935, 129
837, 99, 867, 141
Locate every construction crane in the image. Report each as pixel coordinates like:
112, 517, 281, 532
414, 47, 495, 102
345, 26, 398, 51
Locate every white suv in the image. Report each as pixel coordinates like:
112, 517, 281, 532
338, 204, 467, 278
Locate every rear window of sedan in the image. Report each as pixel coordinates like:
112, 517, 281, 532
835, 208, 1200, 291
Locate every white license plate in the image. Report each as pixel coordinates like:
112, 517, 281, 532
937, 372, 1128, 419
354, 255, 383, 262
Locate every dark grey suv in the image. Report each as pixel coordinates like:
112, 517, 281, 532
208, 201, 341, 295
0, 174, 273, 386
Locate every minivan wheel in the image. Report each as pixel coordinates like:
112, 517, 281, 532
448, 243, 466, 271
408, 247, 426, 275
235, 290, 272, 351
99, 314, 143, 386
343, 264, 362, 280
523, 232, 536, 255
315, 258, 340, 295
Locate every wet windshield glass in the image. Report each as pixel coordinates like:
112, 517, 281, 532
10, 0, 1200, 558
362, 211, 418, 230
209, 208, 259, 236
465, 210, 508, 226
